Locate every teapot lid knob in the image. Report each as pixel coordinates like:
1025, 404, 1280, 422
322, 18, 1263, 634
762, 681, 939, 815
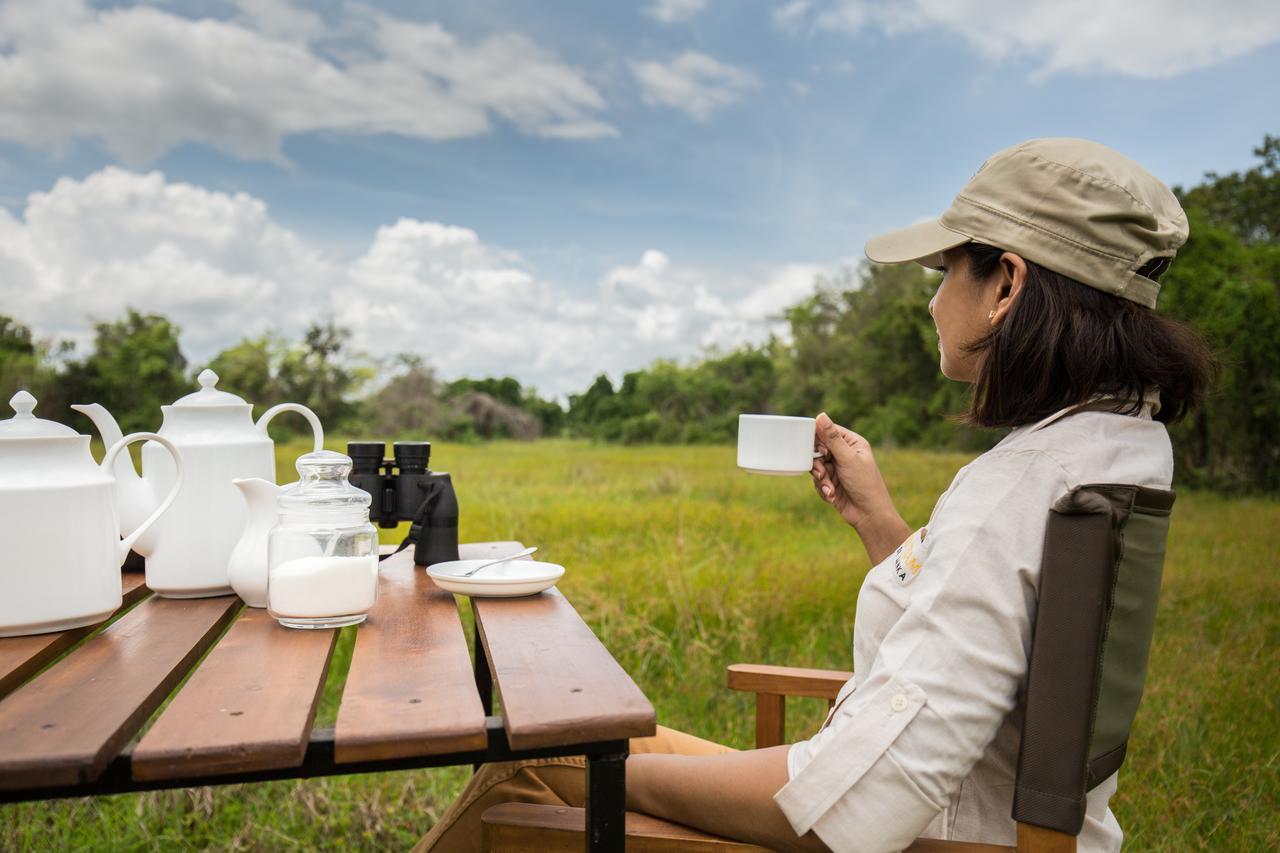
171, 368, 247, 407
0, 390, 78, 438
9, 390, 36, 418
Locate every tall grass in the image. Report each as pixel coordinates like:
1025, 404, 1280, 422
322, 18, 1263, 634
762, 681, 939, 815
3, 440, 1276, 850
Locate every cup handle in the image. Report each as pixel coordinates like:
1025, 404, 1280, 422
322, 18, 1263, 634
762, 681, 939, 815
256, 403, 324, 452
104, 433, 184, 565
812, 450, 825, 459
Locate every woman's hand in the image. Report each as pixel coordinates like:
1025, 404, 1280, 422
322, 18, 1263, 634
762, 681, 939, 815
811, 412, 911, 565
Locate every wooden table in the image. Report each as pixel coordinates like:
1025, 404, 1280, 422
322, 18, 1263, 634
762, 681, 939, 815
0, 543, 655, 851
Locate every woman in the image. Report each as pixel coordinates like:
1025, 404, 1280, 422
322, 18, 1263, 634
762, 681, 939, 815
417, 138, 1215, 852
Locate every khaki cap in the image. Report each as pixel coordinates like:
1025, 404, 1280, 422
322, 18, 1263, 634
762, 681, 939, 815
864, 138, 1188, 307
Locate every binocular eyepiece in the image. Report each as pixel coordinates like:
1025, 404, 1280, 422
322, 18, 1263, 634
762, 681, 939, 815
349, 440, 429, 477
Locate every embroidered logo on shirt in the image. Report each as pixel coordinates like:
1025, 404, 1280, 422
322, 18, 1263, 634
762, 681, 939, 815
893, 528, 926, 586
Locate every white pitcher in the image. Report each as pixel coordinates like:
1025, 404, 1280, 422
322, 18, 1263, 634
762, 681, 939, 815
227, 477, 281, 608
0, 391, 182, 637
73, 369, 323, 598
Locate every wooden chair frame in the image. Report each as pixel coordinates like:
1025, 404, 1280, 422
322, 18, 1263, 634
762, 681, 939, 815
483, 484, 1174, 852
481, 661, 1073, 852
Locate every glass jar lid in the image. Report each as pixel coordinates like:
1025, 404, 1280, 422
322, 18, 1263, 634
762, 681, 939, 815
277, 450, 372, 515
0, 391, 80, 439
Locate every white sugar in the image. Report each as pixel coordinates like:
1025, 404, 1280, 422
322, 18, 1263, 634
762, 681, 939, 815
268, 555, 378, 618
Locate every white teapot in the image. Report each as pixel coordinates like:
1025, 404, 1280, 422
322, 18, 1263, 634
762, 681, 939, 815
73, 369, 323, 598
0, 391, 182, 637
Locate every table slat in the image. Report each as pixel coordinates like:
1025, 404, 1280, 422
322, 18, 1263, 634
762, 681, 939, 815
131, 608, 337, 781
0, 574, 150, 701
474, 589, 656, 751
0, 594, 241, 790
333, 549, 488, 763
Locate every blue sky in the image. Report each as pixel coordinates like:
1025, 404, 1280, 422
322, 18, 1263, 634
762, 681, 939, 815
1, 0, 1277, 397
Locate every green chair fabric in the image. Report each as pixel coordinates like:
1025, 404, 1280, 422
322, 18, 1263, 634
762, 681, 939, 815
1012, 484, 1175, 834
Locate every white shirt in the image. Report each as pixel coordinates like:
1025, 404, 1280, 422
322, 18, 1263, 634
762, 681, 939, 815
775, 402, 1173, 852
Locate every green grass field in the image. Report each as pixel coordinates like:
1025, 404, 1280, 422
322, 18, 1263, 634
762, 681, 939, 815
3, 440, 1277, 850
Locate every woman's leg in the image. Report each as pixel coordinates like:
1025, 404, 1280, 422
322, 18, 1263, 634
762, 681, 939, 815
414, 726, 735, 853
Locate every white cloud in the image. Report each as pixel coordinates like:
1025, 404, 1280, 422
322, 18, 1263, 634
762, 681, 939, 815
813, 60, 856, 75
646, 0, 712, 24
631, 51, 759, 121
784, 0, 1280, 78
0, 0, 616, 166
230, 0, 324, 42
0, 167, 336, 356
0, 169, 823, 398
773, 1, 812, 32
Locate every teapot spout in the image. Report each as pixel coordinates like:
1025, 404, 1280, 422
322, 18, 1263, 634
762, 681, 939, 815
71, 403, 153, 535
71, 402, 125, 449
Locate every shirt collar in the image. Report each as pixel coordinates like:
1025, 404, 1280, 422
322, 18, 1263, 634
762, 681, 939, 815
998, 388, 1162, 447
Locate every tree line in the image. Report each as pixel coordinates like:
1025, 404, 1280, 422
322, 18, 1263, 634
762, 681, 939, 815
2, 137, 1276, 490
569, 135, 1280, 492
0, 314, 565, 442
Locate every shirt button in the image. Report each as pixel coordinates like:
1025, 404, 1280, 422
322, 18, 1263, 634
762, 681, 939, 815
890, 693, 909, 713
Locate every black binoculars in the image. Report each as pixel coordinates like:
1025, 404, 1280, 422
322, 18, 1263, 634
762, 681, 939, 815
346, 440, 459, 567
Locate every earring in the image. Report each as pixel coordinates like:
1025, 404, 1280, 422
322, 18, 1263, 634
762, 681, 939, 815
988, 310, 996, 320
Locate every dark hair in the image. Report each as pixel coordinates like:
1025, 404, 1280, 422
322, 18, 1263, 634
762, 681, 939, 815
961, 243, 1216, 427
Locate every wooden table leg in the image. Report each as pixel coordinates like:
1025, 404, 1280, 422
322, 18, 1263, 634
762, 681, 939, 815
473, 621, 493, 716
473, 621, 493, 774
586, 748, 627, 852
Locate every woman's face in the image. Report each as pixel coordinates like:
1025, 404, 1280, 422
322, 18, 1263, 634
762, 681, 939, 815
929, 247, 1000, 382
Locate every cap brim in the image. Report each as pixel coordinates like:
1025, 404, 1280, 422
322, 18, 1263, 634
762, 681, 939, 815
865, 219, 971, 270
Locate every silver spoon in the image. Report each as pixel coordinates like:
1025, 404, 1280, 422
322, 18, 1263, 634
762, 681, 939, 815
456, 546, 539, 577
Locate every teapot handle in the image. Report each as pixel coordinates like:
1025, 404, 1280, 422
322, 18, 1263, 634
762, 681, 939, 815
103, 433, 184, 565
256, 404, 324, 452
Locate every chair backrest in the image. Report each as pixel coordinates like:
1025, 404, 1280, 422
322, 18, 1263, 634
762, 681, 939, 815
1012, 483, 1175, 836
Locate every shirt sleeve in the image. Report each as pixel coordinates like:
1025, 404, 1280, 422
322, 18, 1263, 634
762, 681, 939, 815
774, 449, 1071, 852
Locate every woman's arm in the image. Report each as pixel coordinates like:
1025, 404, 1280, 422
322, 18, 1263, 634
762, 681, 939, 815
811, 412, 911, 565
626, 747, 830, 852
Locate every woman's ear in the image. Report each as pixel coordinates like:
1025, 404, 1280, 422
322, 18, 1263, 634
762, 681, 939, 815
991, 252, 1027, 326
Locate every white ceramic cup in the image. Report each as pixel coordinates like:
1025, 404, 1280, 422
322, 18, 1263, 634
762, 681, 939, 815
737, 414, 822, 476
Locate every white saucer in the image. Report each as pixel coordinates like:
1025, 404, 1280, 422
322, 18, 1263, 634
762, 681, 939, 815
740, 466, 809, 476
427, 559, 565, 598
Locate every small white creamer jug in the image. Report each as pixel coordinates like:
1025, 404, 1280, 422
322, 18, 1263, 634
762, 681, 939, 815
0, 391, 183, 637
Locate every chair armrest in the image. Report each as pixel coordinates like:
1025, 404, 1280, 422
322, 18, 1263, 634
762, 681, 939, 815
481, 803, 770, 851
726, 664, 852, 700
481, 804, 1023, 852
904, 839, 1015, 852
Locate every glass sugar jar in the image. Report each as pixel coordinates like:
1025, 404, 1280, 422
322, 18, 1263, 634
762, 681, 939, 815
267, 450, 379, 629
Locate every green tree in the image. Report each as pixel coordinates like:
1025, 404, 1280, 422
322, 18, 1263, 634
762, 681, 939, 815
205, 335, 281, 407
0, 316, 71, 419
521, 390, 566, 436
276, 320, 368, 432
447, 376, 523, 408
1176, 135, 1279, 246
566, 348, 778, 444
62, 309, 188, 434
0, 316, 38, 397
774, 263, 989, 450
0, 317, 34, 360
567, 374, 625, 439
1160, 210, 1280, 490
1159, 136, 1280, 490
